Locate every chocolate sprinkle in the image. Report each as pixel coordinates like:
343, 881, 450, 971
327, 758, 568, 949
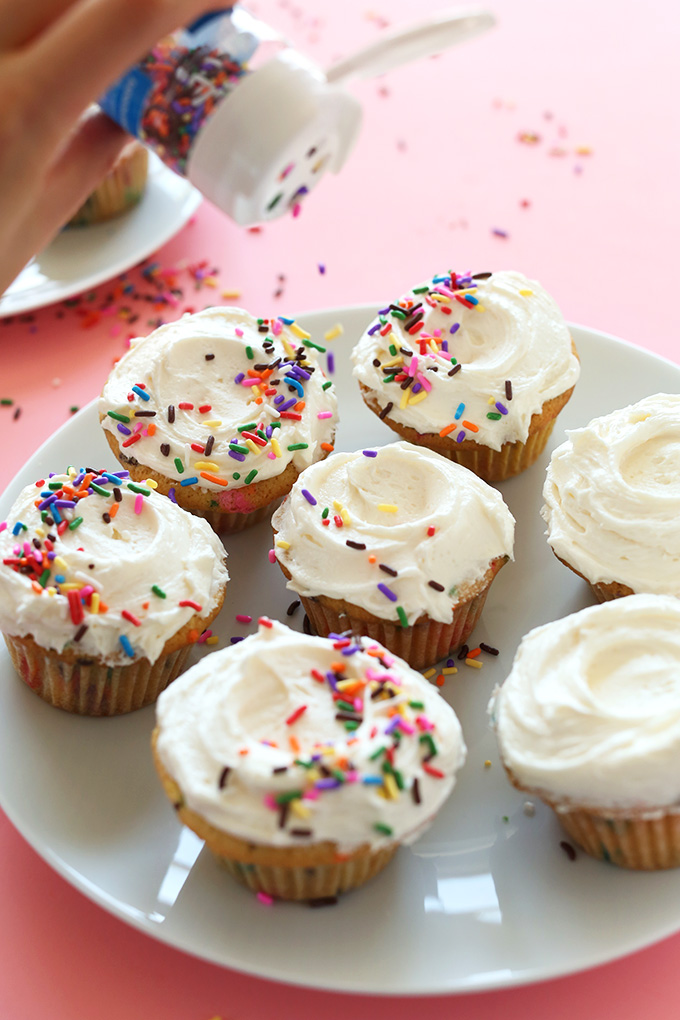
160, 443, 170, 457
378, 564, 398, 577
290, 828, 313, 838
457, 644, 469, 661
560, 841, 577, 861
412, 777, 421, 804
168, 404, 175, 423
308, 896, 338, 908
378, 402, 393, 420
505, 380, 513, 401
480, 642, 499, 656
286, 599, 301, 616
205, 353, 215, 360
448, 363, 462, 377
204, 435, 215, 457
73, 624, 88, 642
113, 487, 122, 502
346, 540, 367, 550
428, 580, 445, 591
303, 614, 312, 635
218, 766, 231, 789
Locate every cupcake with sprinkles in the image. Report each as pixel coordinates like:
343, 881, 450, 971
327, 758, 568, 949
0, 468, 228, 715
271, 441, 514, 670
352, 270, 580, 482
152, 618, 466, 900
99, 306, 338, 533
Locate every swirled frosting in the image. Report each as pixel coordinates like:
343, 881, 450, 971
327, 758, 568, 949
0, 469, 228, 664
99, 306, 337, 492
271, 441, 515, 624
490, 594, 680, 809
542, 394, 680, 594
351, 270, 579, 451
155, 619, 466, 850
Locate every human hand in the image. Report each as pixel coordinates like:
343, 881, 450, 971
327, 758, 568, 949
0, 0, 222, 295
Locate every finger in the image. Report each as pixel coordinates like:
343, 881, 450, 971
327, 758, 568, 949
24, 0, 228, 136
0, 111, 129, 293
0, 0, 74, 51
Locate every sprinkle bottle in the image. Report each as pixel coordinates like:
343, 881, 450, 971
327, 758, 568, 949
99, 6, 494, 225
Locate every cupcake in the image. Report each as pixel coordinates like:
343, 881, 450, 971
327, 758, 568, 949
0, 467, 228, 715
66, 140, 149, 226
152, 618, 467, 900
542, 393, 680, 602
271, 441, 514, 670
490, 594, 680, 869
352, 270, 580, 482
99, 307, 338, 533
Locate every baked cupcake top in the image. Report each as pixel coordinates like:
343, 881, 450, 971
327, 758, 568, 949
99, 306, 338, 494
271, 441, 515, 624
0, 468, 228, 665
542, 393, 680, 594
352, 270, 580, 451
155, 619, 466, 851
490, 594, 680, 810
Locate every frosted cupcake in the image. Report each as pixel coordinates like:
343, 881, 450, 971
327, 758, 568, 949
271, 441, 514, 670
67, 140, 149, 226
152, 619, 466, 900
99, 307, 338, 533
542, 393, 680, 602
352, 270, 580, 482
0, 468, 228, 715
490, 595, 680, 869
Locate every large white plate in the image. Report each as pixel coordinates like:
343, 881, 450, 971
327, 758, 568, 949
0, 308, 679, 995
0, 154, 202, 317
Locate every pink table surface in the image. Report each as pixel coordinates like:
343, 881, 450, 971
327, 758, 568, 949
1, 0, 679, 1016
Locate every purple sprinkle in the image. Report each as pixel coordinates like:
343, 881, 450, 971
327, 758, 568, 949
301, 489, 317, 506
327, 352, 335, 375
446, 658, 455, 667
411, 382, 422, 395
265, 425, 273, 438
315, 778, 342, 790
38, 495, 57, 510
441, 340, 449, 352
325, 671, 339, 691
230, 636, 245, 644
384, 716, 401, 734
117, 424, 132, 436
234, 372, 245, 384
449, 323, 460, 335
362, 450, 378, 457
495, 402, 508, 415
456, 431, 466, 443
341, 645, 361, 656
168, 488, 177, 504
47, 551, 57, 561
377, 583, 398, 602
293, 367, 311, 380
378, 306, 390, 316
274, 394, 285, 405
229, 451, 246, 462
278, 398, 297, 412
367, 322, 382, 335
55, 499, 76, 508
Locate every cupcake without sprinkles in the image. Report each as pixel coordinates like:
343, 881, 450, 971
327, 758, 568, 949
271, 442, 514, 670
152, 619, 466, 900
542, 393, 680, 602
0, 468, 228, 715
352, 270, 580, 482
490, 595, 680, 869
99, 306, 338, 533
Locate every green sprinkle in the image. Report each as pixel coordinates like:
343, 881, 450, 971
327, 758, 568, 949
38, 568, 51, 588
392, 768, 405, 790
321, 507, 329, 519
244, 469, 258, 484
256, 429, 268, 440
487, 412, 502, 420
174, 457, 184, 474
0, 398, 13, 406
345, 720, 360, 731
40, 511, 48, 522
287, 443, 309, 451
322, 381, 333, 390
127, 482, 151, 495
374, 822, 394, 836
48, 481, 62, 490
390, 309, 406, 320
420, 734, 438, 757
68, 516, 84, 531
383, 373, 398, 384
270, 420, 282, 429
448, 585, 458, 598
151, 585, 167, 598
335, 700, 355, 712
275, 790, 303, 805
409, 700, 425, 709
237, 422, 257, 432
412, 285, 430, 294
107, 410, 130, 423
503, 815, 509, 823
369, 745, 386, 761
229, 443, 249, 454
388, 344, 397, 356
89, 482, 110, 497
396, 606, 409, 628
245, 345, 254, 359
294, 758, 313, 769
450, 357, 458, 365
303, 339, 326, 353
331, 769, 346, 783
232, 472, 241, 480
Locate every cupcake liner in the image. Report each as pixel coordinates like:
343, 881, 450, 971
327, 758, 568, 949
300, 584, 491, 671
67, 144, 148, 226
4, 633, 191, 716
551, 551, 635, 604
550, 802, 680, 871
189, 499, 281, 534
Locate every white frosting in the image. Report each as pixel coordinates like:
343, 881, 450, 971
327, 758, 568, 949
542, 394, 680, 594
271, 441, 514, 624
351, 270, 579, 451
99, 306, 337, 491
0, 470, 228, 664
491, 595, 680, 810
155, 620, 466, 850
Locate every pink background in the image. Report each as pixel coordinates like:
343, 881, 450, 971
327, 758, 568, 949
1, 0, 679, 1015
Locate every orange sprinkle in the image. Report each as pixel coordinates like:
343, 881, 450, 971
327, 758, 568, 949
435, 674, 445, 687
109, 503, 119, 519
439, 423, 456, 437
31, 581, 43, 595
461, 420, 479, 433
200, 472, 229, 486
147, 423, 157, 437
188, 629, 199, 643
368, 554, 377, 564
289, 734, 300, 753
98, 601, 109, 613
254, 397, 263, 404
321, 443, 334, 452
367, 648, 384, 657
330, 661, 345, 674
294, 400, 306, 412
467, 647, 482, 658
142, 601, 149, 610
239, 748, 249, 756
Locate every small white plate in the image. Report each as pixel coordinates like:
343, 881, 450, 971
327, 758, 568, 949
0, 308, 679, 995
0, 155, 202, 317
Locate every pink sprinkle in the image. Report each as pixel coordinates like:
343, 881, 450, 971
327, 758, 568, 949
433, 328, 442, 337
397, 719, 416, 735
0, 523, 6, 533
241, 378, 261, 387
268, 549, 276, 563
79, 585, 94, 599
235, 328, 244, 337
272, 319, 283, 335
317, 411, 333, 419
236, 614, 253, 624
197, 629, 212, 644
267, 452, 276, 459
433, 284, 456, 298
353, 698, 363, 713
303, 788, 320, 801
257, 891, 274, 906
134, 494, 144, 514
407, 356, 419, 377
416, 372, 432, 392
416, 714, 435, 732
263, 794, 277, 811
292, 203, 302, 218
345, 771, 360, 783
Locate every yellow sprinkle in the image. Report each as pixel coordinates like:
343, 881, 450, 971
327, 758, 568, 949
457, 286, 478, 294
441, 666, 458, 675
221, 289, 241, 299
271, 437, 282, 458
380, 356, 404, 369
340, 508, 351, 527
143, 478, 158, 489
575, 144, 593, 155
289, 322, 311, 340
282, 338, 296, 358
465, 658, 483, 669
35, 527, 45, 538
202, 419, 222, 428
244, 439, 260, 456
430, 292, 451, 303
205, 635, 219, 645
53, 556, 68, 571
519, 289, 533, 297
59, 582, 80, 592
67, 466, 77, 478
276, 539, 291, 550
422, 668, 436, 679
193, 461, 219, 472
289, 799, 311, 819
377, 504, 398, 513
408, 390, 428, 406
332, 500, 344, 512
90, 592, 100, 614
484, 760, 492, 768
324, 323, 344, 341
46, 587, 56, 597
399, 387, 410, 410
427, 341, 440, 356
475, 304, 486, 312
383, 774, 400, 800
